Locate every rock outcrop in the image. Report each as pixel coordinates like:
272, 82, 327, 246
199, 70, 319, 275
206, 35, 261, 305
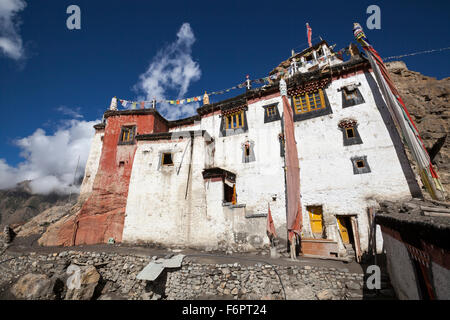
386, 61, 449, 197
11, 273, 56, 300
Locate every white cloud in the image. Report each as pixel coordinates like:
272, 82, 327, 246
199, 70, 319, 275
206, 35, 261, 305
56, 105, 83, 119
135, 23, 201, 120
0, 119, 99, 194
0, 0, 26, 60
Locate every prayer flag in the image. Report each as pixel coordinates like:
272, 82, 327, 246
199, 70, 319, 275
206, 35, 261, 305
306, 23, 312, 47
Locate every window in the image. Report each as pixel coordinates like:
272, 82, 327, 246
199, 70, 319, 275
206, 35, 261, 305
341, 86, 365, 108
292, 89, 326, 114
346, 128, 355, 139
242, 141, 255, 163
118, 126, 136, 145
351, 156, 371, 174
162, 153, 173, 166
356, 160, 365, 168
224, 182, 236, 204
225, 110, 244, 129
317, 48, 324, 57
263, 103, 280, 123
220, 107, 248, 137
339, 119, 363, 146
266, 106, 276, 117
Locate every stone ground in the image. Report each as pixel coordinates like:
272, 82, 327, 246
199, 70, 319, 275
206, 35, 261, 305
0, 236, 396, 300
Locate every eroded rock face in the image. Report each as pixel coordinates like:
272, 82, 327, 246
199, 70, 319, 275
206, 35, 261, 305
387, 61, 450, 197
11, 273, 55, 300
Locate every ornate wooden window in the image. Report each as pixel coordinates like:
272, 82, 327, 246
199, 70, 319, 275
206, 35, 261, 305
225, 110, 245, 130
293, 89, 326, 114
118, 126, 136, 145
263, 103, 280, 123
338, 119, 363, 146
267, 106, 276, 116
219, 106, 248, 137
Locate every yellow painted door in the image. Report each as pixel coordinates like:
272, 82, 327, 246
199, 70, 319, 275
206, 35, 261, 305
337, 217, 350, 244
308, 206, 323, 234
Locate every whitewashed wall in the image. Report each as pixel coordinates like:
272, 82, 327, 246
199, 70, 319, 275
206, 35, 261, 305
295, 72, 413, 255
79, 129, 104, 198
122, 70, 414, 254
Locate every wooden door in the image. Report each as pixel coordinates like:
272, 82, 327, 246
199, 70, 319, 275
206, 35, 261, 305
308, 206, 323, 235
337, 216, 350, 244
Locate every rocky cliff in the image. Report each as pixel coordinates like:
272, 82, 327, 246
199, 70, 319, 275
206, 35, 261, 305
0, 181, 72, 229
386, 61, 449, 197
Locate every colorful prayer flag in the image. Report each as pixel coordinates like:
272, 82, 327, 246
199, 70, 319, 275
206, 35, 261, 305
306, 22, 312, 47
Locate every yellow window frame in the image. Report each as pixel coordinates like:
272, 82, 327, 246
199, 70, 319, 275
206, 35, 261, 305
266, 106, 276, 117
225, 110, 244, 129
293, 89, 326, 114
121, 127, 134, 142
345, 127, 355, 139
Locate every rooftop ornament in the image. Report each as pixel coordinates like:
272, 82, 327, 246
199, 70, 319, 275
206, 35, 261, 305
109, 96, 118, 111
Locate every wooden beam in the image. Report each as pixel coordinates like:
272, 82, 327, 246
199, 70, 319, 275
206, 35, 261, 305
420, 206, 450, 213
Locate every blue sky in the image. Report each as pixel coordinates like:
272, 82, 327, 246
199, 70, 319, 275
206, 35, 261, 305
0, 0, 449, 192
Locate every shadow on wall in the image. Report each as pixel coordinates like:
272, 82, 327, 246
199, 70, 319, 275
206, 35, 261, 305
364, 72, 422, 199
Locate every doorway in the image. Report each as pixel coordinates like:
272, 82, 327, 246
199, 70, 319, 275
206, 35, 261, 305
308, 205, 324, 239
336, 215, 361, 261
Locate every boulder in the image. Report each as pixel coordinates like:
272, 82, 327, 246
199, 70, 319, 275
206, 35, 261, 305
65, 264, 100, 300
11, 273, 55, 300
316, 289, 333, 300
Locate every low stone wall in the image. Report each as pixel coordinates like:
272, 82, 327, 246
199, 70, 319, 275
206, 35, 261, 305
0, 250, 365, 300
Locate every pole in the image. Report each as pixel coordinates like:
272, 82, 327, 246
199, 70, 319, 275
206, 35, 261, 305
68, 155, 80, 203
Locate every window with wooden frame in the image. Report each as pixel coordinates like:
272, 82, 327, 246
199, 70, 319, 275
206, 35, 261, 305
118, 126, 136, 145
345, 127, 355, 139
356, 159, 365, 168
338, 119, 363, 146
161, 152, 173, 166
266, 105, 277, 117
263, 103, 280, 123
292, 89, 326, 114
351, 156, 371, 174
341, 86, 365, 108
225, 110, 245, 130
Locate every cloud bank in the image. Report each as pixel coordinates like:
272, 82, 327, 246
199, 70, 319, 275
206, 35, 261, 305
0, 0, 26, 60
0, 119, 98, 194
135, 23, 201, 120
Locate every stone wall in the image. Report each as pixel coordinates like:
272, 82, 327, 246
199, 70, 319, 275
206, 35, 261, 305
0, 250, 366, 300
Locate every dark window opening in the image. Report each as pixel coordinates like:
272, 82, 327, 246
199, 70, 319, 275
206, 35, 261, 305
119, 161, 125, 167
305, 54, 313, 62
351, 156, 371, 174
162, 153, 173, 166
317, 48, 324, 57
245, 145, 250, 157
346, 128, 355, 138
224, 183, 236, 204
118, 126, 136, 145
